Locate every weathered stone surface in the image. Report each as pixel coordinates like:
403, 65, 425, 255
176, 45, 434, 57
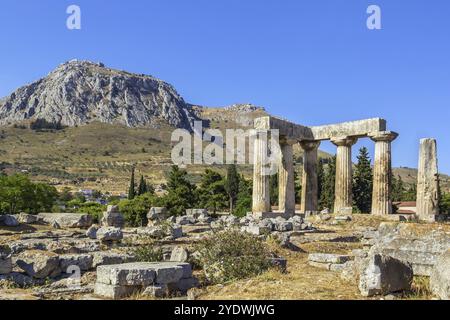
86, 225, 99, 239
335, 215, 352, 222
96, 263, 156, 286
0, 272, 36, 287
186, 209, 208, 218
278, 141, 296, 215
430, 249, 450, 300
16, 250, 60, 279
176, 215, 195, 225
274, 220, 293, 232
38, 212, 93, 228
94, 282, 140, 300
147, 207, 168, 221
59, 254, 93, 271
308, 253, 352, 264
370, 222, 450, 276
17, 213, 39, 224
170, 246, 189, 262
142, 284, 169, 298
270, 257, 287, 273
101, 206, 125, 228
359, 254, 413, 297
416, 138, 440, 220
96, 227, 123, 242
300, 141, 320, 213
252, 129, 271, 213
0, 214, 19, 227
92, 251, 134, 268
0, 246, 12, 275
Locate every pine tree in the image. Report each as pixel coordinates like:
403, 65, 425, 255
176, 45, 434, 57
197, 169, 228, 214
352, 147, 373, 213
128, 167, 136, 200
137, 175, 148, 195
319, 156, 336, 211
224, 164, 240, 214
164, 166, 197, 215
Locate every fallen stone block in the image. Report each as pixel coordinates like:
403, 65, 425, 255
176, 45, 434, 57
101, 206, 125, 228
94, 282, 140, 300
186, 209, 208, 219
0, 246, 12, 275
274, 221, 293, 232
96, 262, 156, 286
16, 250, 61, 279
430, 249, 450, 300
147, 207, 168, 224
86, 225, 99, 239
308, 253, 352, 264
168, 277, 199, 293
17, 213, 39, 224
170, 246, 189, 262
359, 254, 413, 297
0, 214, 19, 227
143, 284, 168, 298
92, 251, 135, 268
335, 215, 352, 222
270, 257, 287, 273
96, 227, 123, 242
38, 212, 92, 228
59, 254, 93, 272
308, 261, 331, 270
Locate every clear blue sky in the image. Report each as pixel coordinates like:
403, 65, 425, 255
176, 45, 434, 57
0, 0, 449, 173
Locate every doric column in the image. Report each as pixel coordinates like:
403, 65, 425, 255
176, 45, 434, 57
252, 130, 271, 213
370, 131, 398, 215
278, 138, 296, 215
299, 140, 321, 213
331, 136, 357, 214
416, 138, 440, 219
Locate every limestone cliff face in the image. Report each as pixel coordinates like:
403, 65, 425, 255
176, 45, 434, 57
0, 60, 198, 130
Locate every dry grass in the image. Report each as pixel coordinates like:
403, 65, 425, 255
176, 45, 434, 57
196, 250, 361, 300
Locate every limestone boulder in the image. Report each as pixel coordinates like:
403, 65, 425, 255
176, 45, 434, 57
101, 205, 125, 228
358, 254, 413, 297
96, 227, 123, 242
38, 212, 93, 228
430, 249, 450, 300
86, 224, 99, 239
17, 213, 39, 224
16, 250, 61, 279
59, 254, 94, 272
170, 246, 189, 262
0, 245, 12, 275
186, 209, 208, 219
0, 214, 19, 227
147, 207, 168, 225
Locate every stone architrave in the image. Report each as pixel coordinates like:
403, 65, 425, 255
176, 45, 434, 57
299, 140, 321, 213
370, 131, 398, 215
331, 137, 357, 214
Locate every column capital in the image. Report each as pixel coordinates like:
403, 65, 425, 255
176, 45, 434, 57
330, 136, 357, 147
369, 131, 399, 142
279, 136, 298, 146
299, 140, 321, 151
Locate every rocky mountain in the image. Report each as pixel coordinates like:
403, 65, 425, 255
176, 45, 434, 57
0, 60, 199, 131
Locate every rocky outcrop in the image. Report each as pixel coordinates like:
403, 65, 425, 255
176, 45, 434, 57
0, 60, 198, 131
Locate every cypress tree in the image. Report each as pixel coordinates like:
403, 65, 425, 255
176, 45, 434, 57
128, 167, 136, 200
138, 175, 148, 195
319, 156, 336, 211
353, 147, 373, 213
224, 164, 240, 213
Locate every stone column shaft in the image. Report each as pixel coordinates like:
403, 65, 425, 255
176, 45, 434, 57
300, 141, 321, 213
252, 130, 271, 213
331, 137, 357, 214
370, 131, 398, 215
416, 138, 440, 218
278, 141, 296, 215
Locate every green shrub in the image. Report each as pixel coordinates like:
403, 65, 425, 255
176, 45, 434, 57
131, 238, 164, 262
193, 229, 272, 284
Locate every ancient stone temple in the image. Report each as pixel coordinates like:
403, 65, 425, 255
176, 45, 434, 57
252, 116, 398, 216
416, 138, 440, 220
